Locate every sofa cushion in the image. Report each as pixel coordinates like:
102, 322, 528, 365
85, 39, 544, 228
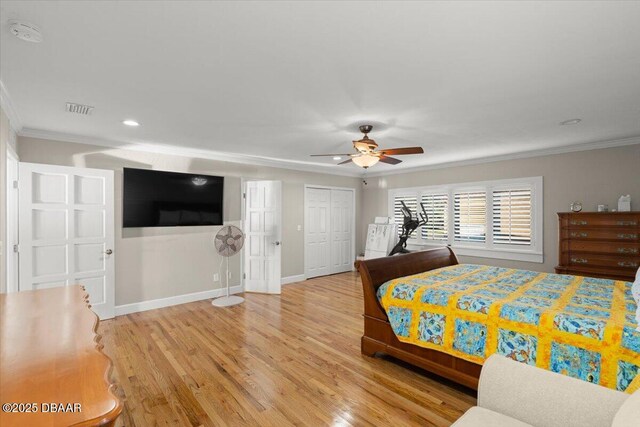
478, 354, 628, 427
451, 407, 532, 427
612, 390, 640, 427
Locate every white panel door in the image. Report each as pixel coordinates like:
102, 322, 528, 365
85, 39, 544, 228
330, 189, 354, 274
305, 187, 331, 278
19, 163, 115, 319
244, 180, 282, 294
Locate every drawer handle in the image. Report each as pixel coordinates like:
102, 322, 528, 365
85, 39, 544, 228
571, 258, 588, 264
617, 233, 638, 239
618, 261, 639, 268
616, 220, 638, 226
570, 220, 588, 225
570, 232, 588, 238
617, 248, 639, 254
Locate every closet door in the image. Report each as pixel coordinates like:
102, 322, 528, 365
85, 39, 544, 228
330, 189, 354, 274
305, 188, 331, 278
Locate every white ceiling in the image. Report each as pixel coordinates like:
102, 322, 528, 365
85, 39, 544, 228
1, 1, 639, 176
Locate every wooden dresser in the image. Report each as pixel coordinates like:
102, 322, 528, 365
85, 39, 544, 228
0, 285, 122, 427
556, 212, 640, 282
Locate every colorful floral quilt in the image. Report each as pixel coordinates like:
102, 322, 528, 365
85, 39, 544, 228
377, 264, 640, 392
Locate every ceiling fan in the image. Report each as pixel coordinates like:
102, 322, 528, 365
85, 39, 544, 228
311, 125, 424, 168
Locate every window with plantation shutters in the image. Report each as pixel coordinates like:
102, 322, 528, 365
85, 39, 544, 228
388, 177, 542, 262
393, 195, 418, 238
492, 188, 532, 245
421, 193, 448, 241
454, 191, 486, 243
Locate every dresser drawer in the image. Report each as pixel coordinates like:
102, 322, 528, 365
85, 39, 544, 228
568, 241, 640, 255
560, 228, 639, 241
565, 214, 639, 228
568, 254, 640, 270
554, 266, 636, 282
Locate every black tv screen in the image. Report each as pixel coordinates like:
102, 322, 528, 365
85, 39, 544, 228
123, 168, 224, 228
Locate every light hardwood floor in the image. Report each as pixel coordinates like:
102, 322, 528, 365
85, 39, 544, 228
101, 272, 476, 427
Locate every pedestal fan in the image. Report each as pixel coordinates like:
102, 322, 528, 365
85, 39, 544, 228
211, 225, 245, 307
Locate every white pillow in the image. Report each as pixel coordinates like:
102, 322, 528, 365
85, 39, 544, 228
634, 267, 640, 332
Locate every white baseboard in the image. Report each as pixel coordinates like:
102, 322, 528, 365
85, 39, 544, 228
114, 285, 243, 316
281, 274, 306, 285
115, 274, 306, 316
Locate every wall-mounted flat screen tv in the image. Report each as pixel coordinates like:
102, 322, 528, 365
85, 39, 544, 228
123, 168, 224, 228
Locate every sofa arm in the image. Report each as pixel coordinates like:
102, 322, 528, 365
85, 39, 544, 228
478, 355, 628, 427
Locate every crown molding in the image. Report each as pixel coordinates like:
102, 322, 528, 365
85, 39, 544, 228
365, 136, 640, 178
0, 79, 23, 132
18, 128, 364, 178
17, 127, 640, 180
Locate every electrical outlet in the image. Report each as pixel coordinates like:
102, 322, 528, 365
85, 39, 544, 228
213, 273, 220, 282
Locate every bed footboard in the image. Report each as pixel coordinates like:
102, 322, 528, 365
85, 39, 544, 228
357, 247, 483, 390
358, 246, 459, 321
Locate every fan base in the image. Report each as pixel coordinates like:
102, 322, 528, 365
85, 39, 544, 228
211, 295, 245, 307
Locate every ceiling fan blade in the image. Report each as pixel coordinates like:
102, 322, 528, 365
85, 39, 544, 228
310, 154, 353, 157
378, 147, 424, 155
337, 158, 353, 165
379, 155, 402, 165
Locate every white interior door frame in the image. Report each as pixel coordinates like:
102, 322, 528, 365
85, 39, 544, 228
5, 145, 19, 293
304, 184, 356, 279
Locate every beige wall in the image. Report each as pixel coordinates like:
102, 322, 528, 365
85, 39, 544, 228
0, 108, 8, 293
362, 144, 640, 272
0, 107, 17, 294
14, 136, 640, 305
18, 136, 363, 306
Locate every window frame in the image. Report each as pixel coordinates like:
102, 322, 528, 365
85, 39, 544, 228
387, 177, 543, 263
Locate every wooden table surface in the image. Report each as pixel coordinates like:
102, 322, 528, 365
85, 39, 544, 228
0, 285, 122, 426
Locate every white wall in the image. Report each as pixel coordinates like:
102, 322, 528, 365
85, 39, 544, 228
362, 144, 640, 273
17, 136, 364, 305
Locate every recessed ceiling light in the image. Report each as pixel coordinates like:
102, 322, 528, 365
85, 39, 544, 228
333, 156, 342, 160
560, 118, 582, 126
123, 120, 140, 127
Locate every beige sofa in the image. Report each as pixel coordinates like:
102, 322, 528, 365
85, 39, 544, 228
452, 355, 639, 427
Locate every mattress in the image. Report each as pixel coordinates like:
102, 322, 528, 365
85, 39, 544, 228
377, 264, 640, 392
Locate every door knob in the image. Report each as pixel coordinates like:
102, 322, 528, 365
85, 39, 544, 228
273, 241, 281, 246
105, 249, 113, 255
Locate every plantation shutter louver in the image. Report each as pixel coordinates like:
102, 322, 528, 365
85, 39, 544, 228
492, 188, 532, 245
421, 193, 448, 241
393, 195, 418, 238
454, 191, 486, 242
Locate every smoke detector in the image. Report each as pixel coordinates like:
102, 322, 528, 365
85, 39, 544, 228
8, 20, 43, 43
66, 103, 94, 115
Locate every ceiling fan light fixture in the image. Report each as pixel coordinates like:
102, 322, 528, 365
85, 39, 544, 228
352, 154, 380, 169
310, 124, 423, 169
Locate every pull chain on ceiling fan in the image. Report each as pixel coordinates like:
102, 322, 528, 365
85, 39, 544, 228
311, 125, 424, 169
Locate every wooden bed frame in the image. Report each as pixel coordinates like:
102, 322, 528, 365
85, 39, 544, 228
358, 247, 483, 390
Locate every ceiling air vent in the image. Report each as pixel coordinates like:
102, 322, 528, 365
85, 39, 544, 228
66, 103, 94, 115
